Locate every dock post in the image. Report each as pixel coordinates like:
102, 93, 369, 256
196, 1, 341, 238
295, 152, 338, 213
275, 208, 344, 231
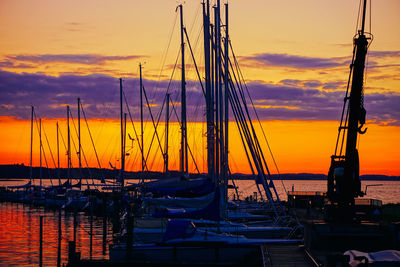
57, 210, 61, 267
39, 216, 43, 267
90, 208, 93, 260
73, 210, 77, 243
102, 193, 107, 255
68, 241, 76, 265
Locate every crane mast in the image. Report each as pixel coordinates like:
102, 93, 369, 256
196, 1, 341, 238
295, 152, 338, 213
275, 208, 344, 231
327, 0, 370, 219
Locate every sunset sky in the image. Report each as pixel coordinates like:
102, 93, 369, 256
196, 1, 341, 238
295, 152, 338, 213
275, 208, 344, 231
0, 0, 399, 175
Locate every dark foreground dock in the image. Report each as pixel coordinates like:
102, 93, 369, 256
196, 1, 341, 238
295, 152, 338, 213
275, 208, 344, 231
67, 243, 318, 267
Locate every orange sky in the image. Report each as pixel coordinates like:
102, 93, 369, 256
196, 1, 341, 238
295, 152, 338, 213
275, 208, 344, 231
1, 117, 399, 175
0, 0, 399, 176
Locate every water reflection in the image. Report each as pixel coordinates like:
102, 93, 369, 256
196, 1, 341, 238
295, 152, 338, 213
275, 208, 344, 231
0, 202, 112, 266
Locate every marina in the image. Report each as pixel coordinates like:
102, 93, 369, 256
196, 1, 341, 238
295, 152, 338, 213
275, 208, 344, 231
0, 0, 399, 266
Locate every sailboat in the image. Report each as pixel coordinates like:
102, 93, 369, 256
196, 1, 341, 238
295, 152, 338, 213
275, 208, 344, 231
109, 2, 301, 264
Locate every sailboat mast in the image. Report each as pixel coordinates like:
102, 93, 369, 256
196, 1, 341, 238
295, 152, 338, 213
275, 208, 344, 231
57, 121, 61, 185
179, 4, 188, 174
119, 78, 125, 186
29, 106, 34, 183
78, 98, 82, 188
124, 112, 127, 179
214, 4, 220, 180
164, 93, 170, 173
139, 63, 144, 175
217, 0, 225, 184
224, 2, 229, 207
203, 0, 214, 181
39, 118, 42, 187
67, 105, 71, 184
210, 23, 215, 180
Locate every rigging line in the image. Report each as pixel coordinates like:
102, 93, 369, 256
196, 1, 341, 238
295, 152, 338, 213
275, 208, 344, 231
144, 48, 179, 144
58, 124, 68, 166
170, 99, 200, 173
229, 42, 286, 195
33, 113, 53, 184
340, 107, 351, 156
339, 49, 355, 157
142, 94, 167, 157
369, 0, 371, 35
228, 84, 258, 184
335, 44, 356, 155
80, 143, 95, 186
227, 76, 265, 200
150, 12, 178, 100
36, 117, 57, 171
68, 111, 87, 183
42, 124, 58, 177
184, 27, 205, 97
122, 89, 149, 173
226, 56, 279, 205
68, 109, 91, 185
72, 106, 95, 184
356, 0, 362, 34
228, 44, 283, 197
143, 95, 166, 171
189, 2, 201, 38
142, 85, 165, 157
166, 49, 181, 96
80, 102, 105, 183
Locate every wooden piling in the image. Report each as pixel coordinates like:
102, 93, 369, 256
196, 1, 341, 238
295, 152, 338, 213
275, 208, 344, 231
102, 193, 107, 256
39, 216, 43, 267
90, 208, 93, 260
73, 211, 77, 242
57, 210, 61, 267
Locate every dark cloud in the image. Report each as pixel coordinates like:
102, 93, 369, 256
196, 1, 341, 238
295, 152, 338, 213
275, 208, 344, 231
241, 81, 399, 124
4, 54, 143, 65
0, 70, 398, 125
0, 61, 35, 69
0, 70, 203, 122
243, 53, 346, 69
280, 79, 301, 86
322, 81, 346, 90
303, 80, 322, 88
369, 51, 400, 58
241, 50, 400, 71
280, 79, 344, 90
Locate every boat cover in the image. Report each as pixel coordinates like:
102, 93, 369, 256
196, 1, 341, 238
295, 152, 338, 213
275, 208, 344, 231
162, 219, 196, 241
345, 250, 400, 265
144, 191, 215, 208
152, 187, 222, 221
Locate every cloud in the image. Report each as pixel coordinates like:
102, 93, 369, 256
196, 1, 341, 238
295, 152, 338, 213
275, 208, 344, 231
4, 54, 144, 65
369, 51, 400, 58
0, 61, 35, 69
240, 50, 400, 71
241, 81, 400, 124
0, 70, 398, 125
242, 53, 347, 69
0, 70, 203, 122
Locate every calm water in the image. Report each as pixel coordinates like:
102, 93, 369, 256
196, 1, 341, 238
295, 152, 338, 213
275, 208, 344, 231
230, 179, 400, 204
0, 179, 399, 266
0, 202, 112, 266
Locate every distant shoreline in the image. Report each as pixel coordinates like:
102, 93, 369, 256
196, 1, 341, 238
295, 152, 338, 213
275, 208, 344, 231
0, 164, 399, 181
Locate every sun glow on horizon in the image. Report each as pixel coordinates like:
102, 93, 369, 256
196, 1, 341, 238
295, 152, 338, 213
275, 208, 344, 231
0, 117, 399, 176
